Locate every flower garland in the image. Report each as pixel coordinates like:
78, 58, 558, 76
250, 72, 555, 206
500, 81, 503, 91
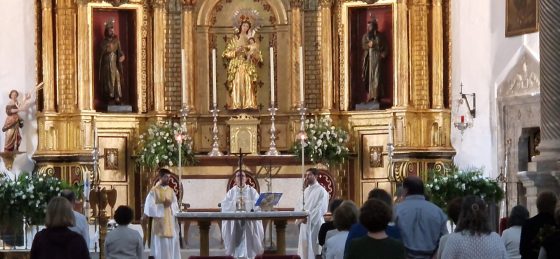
426, 167, 504, 209
136, 121, 195, 170
292, 116, 350, 167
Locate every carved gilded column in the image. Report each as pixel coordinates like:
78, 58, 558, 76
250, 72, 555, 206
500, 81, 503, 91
41, 0, 56, 112
394, 0, 409, 107
409, 0, 429, 109
152, 0, 167, 113
431, 0, 444, 109
319, 0, 333, 110
76, 0, 92, 111
55, 0, 77, 113
182, 0, 196, 113
290, 0, 303, 109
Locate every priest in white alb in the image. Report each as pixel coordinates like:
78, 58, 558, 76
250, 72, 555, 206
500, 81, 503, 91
297, 168, 329, 259
221, 170, 264, 259
143, 168, 181, 259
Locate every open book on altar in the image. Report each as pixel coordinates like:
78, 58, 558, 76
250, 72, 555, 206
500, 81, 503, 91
255, 192, 282, 210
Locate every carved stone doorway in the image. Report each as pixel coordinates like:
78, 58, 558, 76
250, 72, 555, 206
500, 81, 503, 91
496, 50, 540, 216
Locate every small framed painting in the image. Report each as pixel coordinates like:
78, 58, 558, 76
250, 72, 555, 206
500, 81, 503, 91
506, 0, 539, 37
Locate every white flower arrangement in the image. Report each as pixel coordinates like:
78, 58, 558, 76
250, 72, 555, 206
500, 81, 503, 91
426, 167, 504, 209
0, 173, 74, 225
136, 121, 195, 170
292, 116, 350, 167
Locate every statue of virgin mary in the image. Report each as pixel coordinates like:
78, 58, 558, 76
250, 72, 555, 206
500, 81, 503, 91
222, 10, 263, 110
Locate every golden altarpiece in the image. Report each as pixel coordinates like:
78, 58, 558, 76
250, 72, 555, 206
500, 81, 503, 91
33, 0, 454, 216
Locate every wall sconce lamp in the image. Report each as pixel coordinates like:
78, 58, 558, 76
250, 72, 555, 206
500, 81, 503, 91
454, 83, 476, 135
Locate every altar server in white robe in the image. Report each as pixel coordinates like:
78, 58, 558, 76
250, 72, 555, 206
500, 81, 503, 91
143, 168, 181, 259
221, 170, 264, 259
297, 168, 329, 259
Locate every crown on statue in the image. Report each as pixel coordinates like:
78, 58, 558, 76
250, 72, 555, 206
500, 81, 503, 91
104, 19, 115, 29
240, 14, 250, 23
231, 9, 263, 33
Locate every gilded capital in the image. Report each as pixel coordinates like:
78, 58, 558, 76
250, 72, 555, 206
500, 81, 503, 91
42, 0, 53, 9
151, 0, 166, 9
290, 0, 303, 9
74, 0, 89, 6
182, 0, 196, 10
319, 0, 332, 8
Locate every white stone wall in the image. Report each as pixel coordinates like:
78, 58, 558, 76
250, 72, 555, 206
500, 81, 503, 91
451, 0, 539, 177
0, 0, 37, 176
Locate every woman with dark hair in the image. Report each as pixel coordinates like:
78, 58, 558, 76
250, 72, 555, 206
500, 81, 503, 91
318, 199, 343, 246
344, 188, 401, 257
538, 208, 560, 259
440, 195, 507, 259
105, 206, 143, 259
435, 197, 463, 259
345, 199, 405, 259
30, 197, 90, 259
223, 19, 263, 110
501, 205, 529, 259
323, 201, 358, 259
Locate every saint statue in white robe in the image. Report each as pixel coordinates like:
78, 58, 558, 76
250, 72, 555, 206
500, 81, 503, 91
297, 169, 329, 259
143, 172, 181, 259
221, 172, 264, 258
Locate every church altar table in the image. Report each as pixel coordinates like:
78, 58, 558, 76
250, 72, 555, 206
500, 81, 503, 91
176, 211, 308, 256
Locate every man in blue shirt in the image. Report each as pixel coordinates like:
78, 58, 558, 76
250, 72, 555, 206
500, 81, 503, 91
394, 176, 447, 259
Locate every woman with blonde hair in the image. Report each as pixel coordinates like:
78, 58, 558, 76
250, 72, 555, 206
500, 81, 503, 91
30, 196, 90, 259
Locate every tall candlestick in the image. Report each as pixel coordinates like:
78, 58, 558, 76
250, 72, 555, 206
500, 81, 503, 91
94, 127, 98, 149
212, 48, 217, 106
388, 122, 394, 145
181, 49, 187, 104
93, 127, 99, 184
299, 46, 304, 104
270, 47, 275, 105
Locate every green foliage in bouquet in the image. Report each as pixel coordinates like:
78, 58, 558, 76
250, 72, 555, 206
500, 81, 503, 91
426, 167, 504, 210
136, 121, 196, 170
291, 116, 350, 167
0, 173, 75, 225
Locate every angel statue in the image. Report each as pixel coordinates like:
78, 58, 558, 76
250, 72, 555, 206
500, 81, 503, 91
3, 90, 31, 152
222, 10, 263, 110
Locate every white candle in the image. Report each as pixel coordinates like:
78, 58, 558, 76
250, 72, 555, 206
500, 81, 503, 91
299, 46, 304, 104
212, 48, 217, 106
181, 49, 187, 104
388, 122, 394, 144
270, 47, 275, 105
94, 127, 98, 149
